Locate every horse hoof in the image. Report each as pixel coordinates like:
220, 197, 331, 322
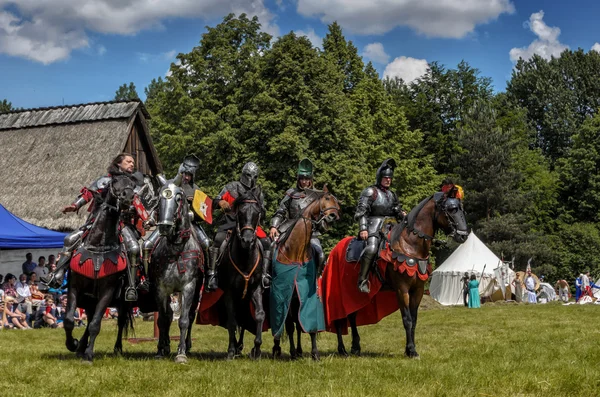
227, 351, 236, 360
311, 352, 320, 361
174, 354, 188, 364
405, 350, 420, 359
272, 347, 281, 359
236, 343, 244, 355
351, 348, 361, 356
114, 347, 123, 356
338, 346, 348, 357
296, 347, 303, 356
154, 352, 165, 359
250, 347, 261, 360
66, 339, 79, 353
290, 352, 298, 361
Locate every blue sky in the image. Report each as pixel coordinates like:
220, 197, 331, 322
1, 0, 599, 109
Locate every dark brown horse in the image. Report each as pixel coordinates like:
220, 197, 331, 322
63, 174, 137, 363
271, 186, 340, 360
322, 184, 468, 358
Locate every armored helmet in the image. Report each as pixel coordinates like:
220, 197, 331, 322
240, 161, 259, 188
297, 158, 314, 189
178, 154, 200, 183
376, 158, 396, 186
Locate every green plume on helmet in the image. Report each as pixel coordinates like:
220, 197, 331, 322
297, 158, 313, 178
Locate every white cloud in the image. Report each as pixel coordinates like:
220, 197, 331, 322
0, 0, 278, 64
363, 42, 389, 64
163, 50, 176, 60
296, 0, 514, 38
383, 56, 429, 84
592, 43, 600, 53
509, 11, 568, 62
295, 28, 322, 48
97, 45, 106, 56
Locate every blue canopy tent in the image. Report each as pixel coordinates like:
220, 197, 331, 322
0, 204, 66, 248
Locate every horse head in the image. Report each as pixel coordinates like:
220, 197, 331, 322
303, 184, 341, 233
109, 173, 137, 212
233, 186, 264, 250
434, 184, 468, 244
156, 182, 187, 238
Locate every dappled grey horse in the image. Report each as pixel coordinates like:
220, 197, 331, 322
148, 181, 203, 363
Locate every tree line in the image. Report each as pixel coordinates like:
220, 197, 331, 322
4, 13, 600, 283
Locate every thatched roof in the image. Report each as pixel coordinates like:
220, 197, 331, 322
0, 101, 159, 231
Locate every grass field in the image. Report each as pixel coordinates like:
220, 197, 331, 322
1, 300, 599, 397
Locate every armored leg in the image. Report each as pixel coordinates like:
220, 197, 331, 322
261, 238, 274, 289
357, 236, 379, 294
311, 237, 325, 277
206, 231, 226, 291
41, 230, 83, 288
122, 227, 140, 301
193, 224, 211, 251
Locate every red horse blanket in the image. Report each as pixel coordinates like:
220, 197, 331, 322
321, 236, 431, 334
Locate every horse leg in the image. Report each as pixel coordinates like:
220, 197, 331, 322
407, 285, 424, 358
310, 332, 319, 361
186, 284, 201, 355
250, 287, 265, 360
114, 302, 127, 356
155, 293, 172, 359
295, 322, 303, 357
335, 319, 348, 356
272, 336, 282, 359
82, 289, 114, 363
349, 312, 361, 356
224, 292, 238, 360
395, 286, 418, 358
175, 282, 196, 364
76, 304, 94, 358
285, 315, 297, 360
64, 285, 79, 353
237, 328, 245, 355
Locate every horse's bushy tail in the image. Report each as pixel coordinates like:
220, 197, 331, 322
122, 302, 135, 338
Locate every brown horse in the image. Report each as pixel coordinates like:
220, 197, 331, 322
271, 186, 340, 360
322, 184, 468, 358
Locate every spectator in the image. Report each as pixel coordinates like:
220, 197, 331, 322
15, 273, 32, 325
468, 274, 481, 308
555, 279, 570, 303
525, 270, 537, 304
461, 272, 469, 307
22, 253, 37, 275
29, 281, 44, 309
512, 273, 523, 303
1, 296, 29, 329
33, 295, 59, 329
32, 256, 48, 280
581, 271, 591, 297
47, 255, 56, 268
2, 274, 18, 299
575, 275, 582, 302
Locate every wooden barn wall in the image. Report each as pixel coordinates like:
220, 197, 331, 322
123, 115, 156, 175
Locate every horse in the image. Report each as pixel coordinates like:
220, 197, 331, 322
149, 181, 203, 363
217, 186, 267, 360
271, 185, 340, 360
322, 184, 468, 358
63, 173, 138, 363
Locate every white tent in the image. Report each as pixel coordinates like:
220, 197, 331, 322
429, 231, 515, 305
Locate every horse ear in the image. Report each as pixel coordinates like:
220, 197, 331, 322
322, 184, 329, 193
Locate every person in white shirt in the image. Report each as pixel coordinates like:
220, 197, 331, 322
15, 273, 32, 320
525, 270, 537, 304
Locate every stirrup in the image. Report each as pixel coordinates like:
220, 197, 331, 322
357, 279, 370, 294
137, 279, 150, 293
206, 273, 218, 291
125, 287, 138, 302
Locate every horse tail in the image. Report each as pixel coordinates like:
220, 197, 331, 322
122, 302, 135, 338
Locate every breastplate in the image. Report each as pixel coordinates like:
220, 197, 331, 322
288, 190, 314, 219
369, 188, 396, 217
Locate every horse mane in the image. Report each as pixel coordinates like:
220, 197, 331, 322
389, 195, 433, 243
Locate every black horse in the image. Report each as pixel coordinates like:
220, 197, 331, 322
218, 187, 267, 360
63, 173, 137, 363
150, 181, 203, 363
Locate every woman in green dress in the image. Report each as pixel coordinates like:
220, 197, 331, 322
468, 274, 481, 308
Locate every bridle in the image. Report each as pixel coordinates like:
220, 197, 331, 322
235, 199, 262, 242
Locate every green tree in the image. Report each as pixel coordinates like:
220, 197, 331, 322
114, 82, 140, 101
322, 22, 365, 93
0, 99, 12, 113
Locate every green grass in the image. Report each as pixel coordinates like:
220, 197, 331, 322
1, 301, 599, 397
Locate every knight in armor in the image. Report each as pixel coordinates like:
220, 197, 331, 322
141, 155, 212, 273
269, 158, 325, 274
42, 153, 143, 301
355, 159, 405, 294
206, 161, 269, 291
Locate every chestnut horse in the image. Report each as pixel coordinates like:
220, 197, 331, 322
322, 185, 468, 358
271, 186, 340, 360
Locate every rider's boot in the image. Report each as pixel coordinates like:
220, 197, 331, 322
41, 251, 71, 289
262, 249, 272, 289
125, 252, 138, 302
357, 252, 374, 294
205, 247, 219, 291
